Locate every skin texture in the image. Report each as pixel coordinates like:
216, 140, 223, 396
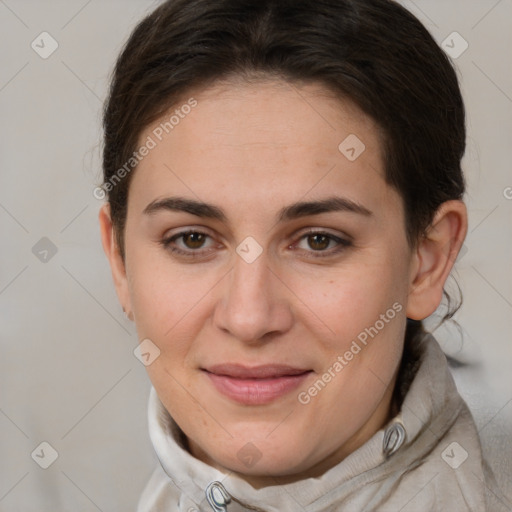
99, 79, 467, 487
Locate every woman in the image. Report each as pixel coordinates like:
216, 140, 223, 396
98, 0, 508, 510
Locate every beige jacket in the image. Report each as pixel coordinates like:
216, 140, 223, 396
137, 333, 509, 511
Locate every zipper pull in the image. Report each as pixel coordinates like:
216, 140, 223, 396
205, 481, 231, 512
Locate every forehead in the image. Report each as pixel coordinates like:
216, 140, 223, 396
129, 79, 396, 219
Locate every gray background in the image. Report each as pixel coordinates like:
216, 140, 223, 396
1, 0, 511, 510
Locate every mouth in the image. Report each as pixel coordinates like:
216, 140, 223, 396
201, 364, 313, 405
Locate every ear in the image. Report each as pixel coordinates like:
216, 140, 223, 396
406, 200, 468, 320
98, 203, 134, 321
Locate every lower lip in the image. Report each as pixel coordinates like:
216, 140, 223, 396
204, 371, 312, 405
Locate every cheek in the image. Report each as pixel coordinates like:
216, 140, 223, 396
125, 249, 215, 365
127, 242, 204, 319
294, 256, 407, 352
298, 265, 407, 429
312, 256, 408, 398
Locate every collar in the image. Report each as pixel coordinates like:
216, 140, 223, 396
145, 332, 468, 511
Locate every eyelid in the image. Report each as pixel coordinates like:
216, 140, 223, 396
162, 226, 216, 244
293, 227, 352, 242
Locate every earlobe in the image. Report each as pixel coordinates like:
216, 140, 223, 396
98, 204, 133, 318
406, 200, 467, 320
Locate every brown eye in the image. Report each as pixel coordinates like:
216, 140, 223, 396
294, 230, 352, 258
182, 232, 207, 249
161, 230, 214, 256
307, 233, 331, 251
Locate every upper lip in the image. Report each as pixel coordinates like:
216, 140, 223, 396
203, 364, 311, 379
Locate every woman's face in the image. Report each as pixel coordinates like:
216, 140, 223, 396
118, 80, 416, 481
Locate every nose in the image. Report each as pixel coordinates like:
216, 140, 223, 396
213, 252, 293, 344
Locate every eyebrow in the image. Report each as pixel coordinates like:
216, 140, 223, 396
142, 196, 373, 222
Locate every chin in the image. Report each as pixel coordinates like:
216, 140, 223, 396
201, 433, 316, 478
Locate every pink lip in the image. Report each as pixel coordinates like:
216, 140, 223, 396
202, 364, 312, 405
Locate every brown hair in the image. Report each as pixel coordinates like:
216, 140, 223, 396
101, 0, 466, 336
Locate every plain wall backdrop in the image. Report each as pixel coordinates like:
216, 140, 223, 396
1, 0, 511, 510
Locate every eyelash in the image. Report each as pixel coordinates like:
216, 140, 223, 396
160, 229, 352, 259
